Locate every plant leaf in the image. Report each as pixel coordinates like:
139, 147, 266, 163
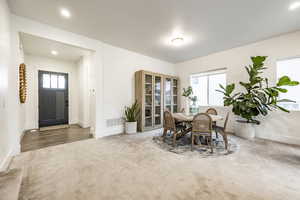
277, 99, 296, 103
276, 105, 290, 113
274, 87, 288, 93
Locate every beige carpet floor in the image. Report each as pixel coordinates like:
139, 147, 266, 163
9, 131, 300, 200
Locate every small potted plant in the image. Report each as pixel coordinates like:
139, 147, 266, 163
182, 86, 198, 114
217, 56, 299, 139
124, 100, 140, 134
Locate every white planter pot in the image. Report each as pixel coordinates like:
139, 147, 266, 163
125, 122, 137, 134
184, 98, 190, 115
234, 121, 256, 140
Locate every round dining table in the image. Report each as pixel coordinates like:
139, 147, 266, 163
172, 112, 223, 122
171, 112, 224, 141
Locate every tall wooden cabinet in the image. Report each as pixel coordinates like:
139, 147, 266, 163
135, 70, 180, 132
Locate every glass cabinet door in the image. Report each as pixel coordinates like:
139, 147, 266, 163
145, 74, 153, 127
165, 78, 172, 112
173, 79, 178, 113
154, 76, 162, 126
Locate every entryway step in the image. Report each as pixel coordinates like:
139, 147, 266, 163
0, 168, 23, 200
39, 124, 70, 131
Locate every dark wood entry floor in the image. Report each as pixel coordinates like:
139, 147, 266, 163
21, 125, 93, 152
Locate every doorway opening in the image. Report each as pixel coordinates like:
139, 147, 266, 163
19, 32, 96, 151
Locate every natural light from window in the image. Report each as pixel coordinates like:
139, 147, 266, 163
277, 58, 300, 111
42, 73, 66, 89
190, 70, 226, 107
42, 74, 50, 88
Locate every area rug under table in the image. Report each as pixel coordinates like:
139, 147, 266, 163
153, 133, 238, 157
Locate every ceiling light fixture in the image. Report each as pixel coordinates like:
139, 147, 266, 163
289, 2, 300, 10
51, 50, 58, 55
171, 37, 184, 46
60, 8, 71, 18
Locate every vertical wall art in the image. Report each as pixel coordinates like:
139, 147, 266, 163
19, 63, 27, 103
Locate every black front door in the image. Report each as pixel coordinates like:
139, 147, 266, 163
38, 70, 69, 127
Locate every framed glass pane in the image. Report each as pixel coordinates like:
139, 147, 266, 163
43, 74, 50, 88
145, 74, 152, 84
208, 73, 226, 106
173, 105, 178, 113
191, 76, 207, 106
145, 117, 152, 127
58, 75, 65, 89
173, 96, 177, 105
165, 78, 171, 96
51, 74, 58, 88
277, 58, 300, 110
165, 78, 172, 109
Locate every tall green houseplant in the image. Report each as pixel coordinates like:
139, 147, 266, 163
218, 56, 299, 124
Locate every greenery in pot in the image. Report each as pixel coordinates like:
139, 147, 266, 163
182, 86, 198, 104
182, 86, 198, 113
217, 56, 299, 124
124, 100, 140, 122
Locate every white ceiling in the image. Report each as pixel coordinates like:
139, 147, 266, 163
20, 33, 91, 62
9, 0, 300, 63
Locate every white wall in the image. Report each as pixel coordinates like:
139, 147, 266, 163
0, 0, 11, 170
11, 15, 176, 139
0, 0, 25, 171
102, 43, 175, 135
175, 31, 300, 145
24, 54, 79, 130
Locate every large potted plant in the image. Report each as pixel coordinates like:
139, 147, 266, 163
217, 56, 299, 139
124, 100, 140, 134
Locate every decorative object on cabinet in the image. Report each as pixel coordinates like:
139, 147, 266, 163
19, 63, 27, 103
135, 70, 180, 132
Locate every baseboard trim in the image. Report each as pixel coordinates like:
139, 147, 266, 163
78, 122, 90, 129
39, 124, 70, 131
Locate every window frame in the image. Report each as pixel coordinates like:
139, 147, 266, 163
190, 68, 227, 107
42, 72, 67, 90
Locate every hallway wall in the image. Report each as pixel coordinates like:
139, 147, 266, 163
24, 54, 80, 130
0, 0, 12, 170
0, 0, 25, 170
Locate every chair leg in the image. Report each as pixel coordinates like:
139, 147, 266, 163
191, 134, 194, 151
223, 133, 228, 150
209, 137, 213, 153
162, 128, 167, 141
173, 132, 177, 147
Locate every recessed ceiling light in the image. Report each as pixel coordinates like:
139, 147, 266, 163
289, 2, 300, 10
60, 8, 71, 18
51, 50, 58, 55
171, 37, 184, 46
